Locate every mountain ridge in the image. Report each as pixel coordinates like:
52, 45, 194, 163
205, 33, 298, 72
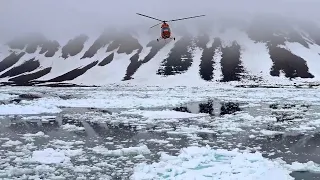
1, 16, 320, 86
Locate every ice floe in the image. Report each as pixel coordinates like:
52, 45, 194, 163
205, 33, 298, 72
121, 109, 208, 119
89, 145, 151, 157
0, 103, 61, 115
61, 123, 85, 131
2, 140, 23, 147
31, 148, 71, 164
0, 93, 17, 101
131, 145, 320, 180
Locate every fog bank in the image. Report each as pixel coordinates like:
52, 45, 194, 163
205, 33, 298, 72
1, 0, 320, 41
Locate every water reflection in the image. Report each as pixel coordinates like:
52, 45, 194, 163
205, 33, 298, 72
173, 100, 242, 116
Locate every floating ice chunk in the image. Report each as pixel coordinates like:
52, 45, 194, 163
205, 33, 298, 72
2, 140, 22, 147
147, 139, 170, 144
63, 149, 83, 157
24, 131, 46, 137
22, 131, 49, 138
0, 104, 61, 115
31, 148, 71, 164
2, 167, 34, 177
34, 164, 55, 174
131, 145, 295, 180
90, 145, 151, 157
285, 161, 320, 173
260, 130, 284, 136
249, 134, 256, 138
48, 175, 67, 180
98, 175, 112, 180
61, 124, 85, 131
0, 93, 17, 101
73, 165, 94, 173
121, 109, 208, 119
95, 162, 116, 168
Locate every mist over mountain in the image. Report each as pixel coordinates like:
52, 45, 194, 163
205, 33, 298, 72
0, 0, 320, 86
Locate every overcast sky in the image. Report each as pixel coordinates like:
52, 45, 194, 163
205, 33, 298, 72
1, 0, 320, 41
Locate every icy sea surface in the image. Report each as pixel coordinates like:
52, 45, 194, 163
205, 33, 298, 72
1, 85, 320, 179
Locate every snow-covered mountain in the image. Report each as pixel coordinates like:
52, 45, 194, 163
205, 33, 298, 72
1, 15, 320, 86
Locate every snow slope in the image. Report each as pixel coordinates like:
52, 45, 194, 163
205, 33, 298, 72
0, 15, 320, 86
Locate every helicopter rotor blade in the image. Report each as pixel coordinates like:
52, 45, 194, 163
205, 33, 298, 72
136, 13, 164, 22
150, 22, 162, 28
167, 15, 205, 22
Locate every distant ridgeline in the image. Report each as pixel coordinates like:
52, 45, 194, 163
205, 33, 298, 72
0, 16, 320, 86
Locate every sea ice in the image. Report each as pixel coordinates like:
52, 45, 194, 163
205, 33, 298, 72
121, 109, 208, 119
31, 148, 71, 164
131, 145, 295, 180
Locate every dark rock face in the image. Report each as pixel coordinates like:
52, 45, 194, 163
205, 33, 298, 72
98, 53, 114, 66
106, 32, 142, 54
46, 61, 98, 82
123, 40, 167, 80
0, 52, 26, 73
61, 34, 89, 59
123, 52, 140, 81
39, 40, 60, 57
117, 34, 142, 54
246, 16, 314, 79
143, 40, 167, 62
269, 46, 314, 78
220, 42, 245, 82
8, 67, 52, 84
1, 15, 319, 86
0, 58, 40, 78
199, 37, 222, 81
82, 30, 113, 59
157, 36, 194, 76
106, 40, 121, 52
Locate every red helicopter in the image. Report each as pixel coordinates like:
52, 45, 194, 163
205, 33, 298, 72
136, 13, 205, 42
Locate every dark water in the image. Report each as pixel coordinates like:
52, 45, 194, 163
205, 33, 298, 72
1, 101, 320, 179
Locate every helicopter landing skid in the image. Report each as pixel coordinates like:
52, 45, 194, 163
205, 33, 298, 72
157, 37, 175, 41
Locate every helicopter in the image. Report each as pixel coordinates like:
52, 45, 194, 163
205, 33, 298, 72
136, 13, 205, 42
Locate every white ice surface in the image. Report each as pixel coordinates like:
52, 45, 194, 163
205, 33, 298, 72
120, 109, 208, 119
0, 86, 320, 136
61, 124, 85, 131
31, 148, 71, 165
131, 145, 296, 180
0, 85, 317, 113
0, 93, 17, 101
89, 145, 151, 157
2, 140, 22, 147
0, 103, 61, 115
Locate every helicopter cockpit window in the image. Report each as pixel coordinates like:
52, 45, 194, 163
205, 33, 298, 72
162, 27, 170, 32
